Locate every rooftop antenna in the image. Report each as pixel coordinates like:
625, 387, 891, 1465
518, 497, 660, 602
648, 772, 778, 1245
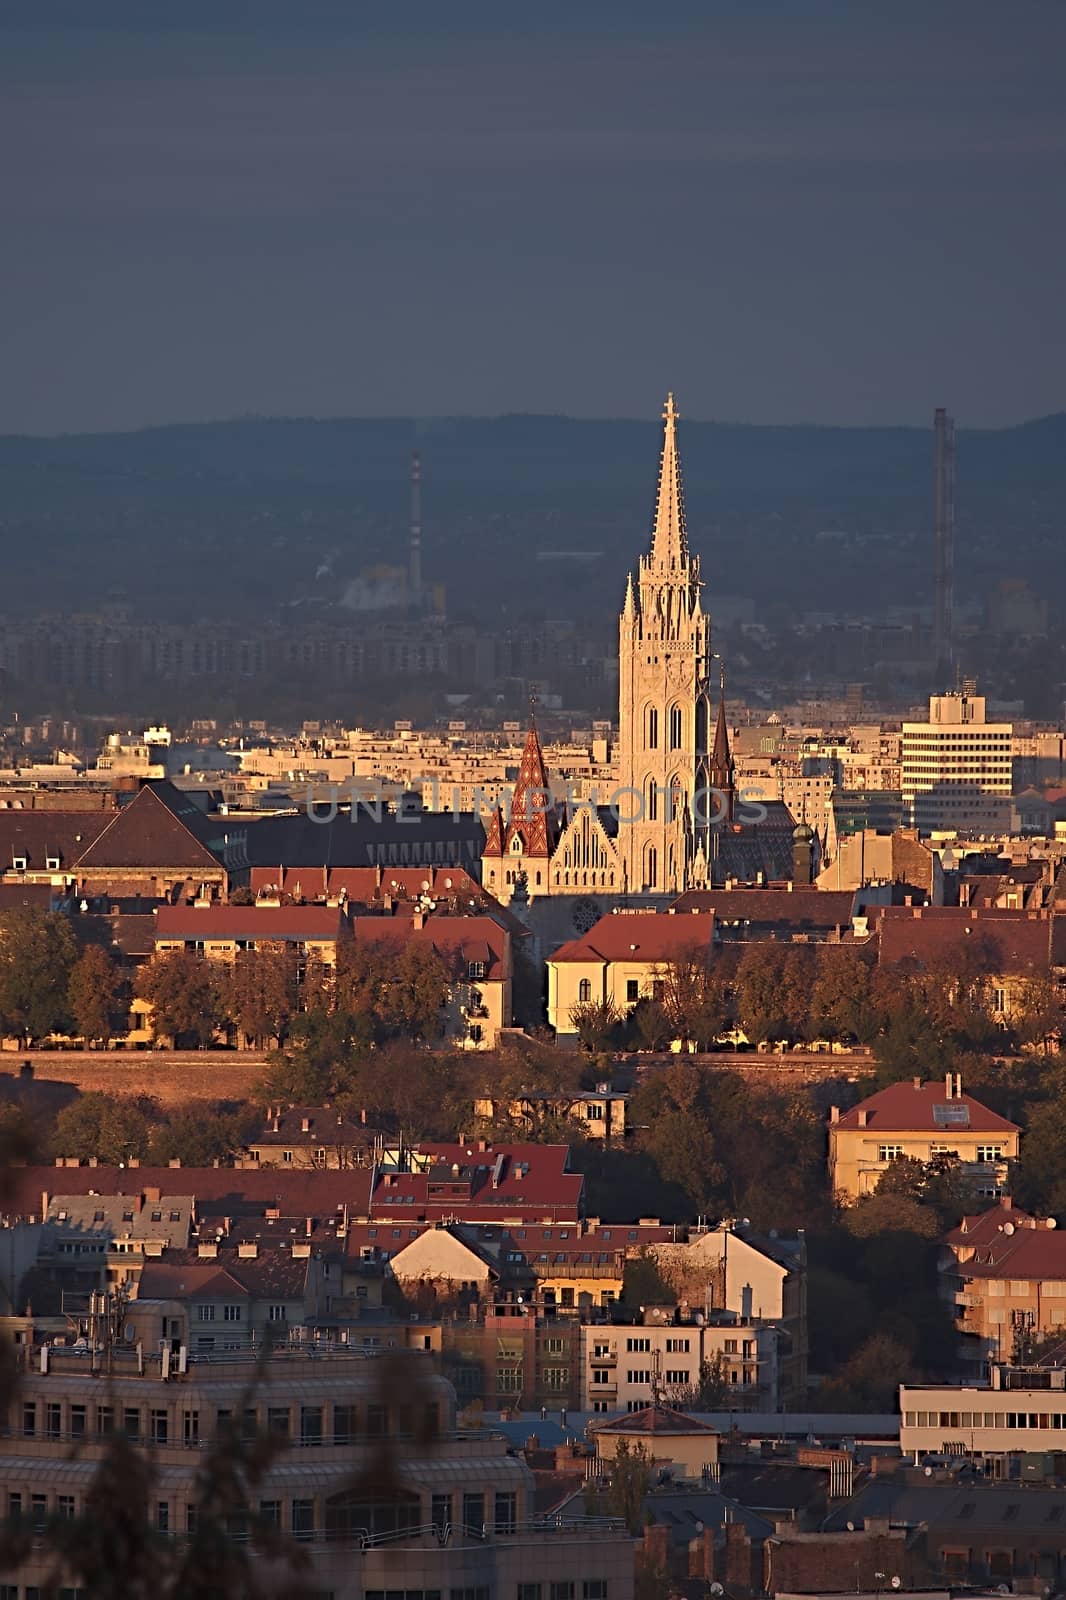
409, 450, 423, 601
933, 407, 955, 689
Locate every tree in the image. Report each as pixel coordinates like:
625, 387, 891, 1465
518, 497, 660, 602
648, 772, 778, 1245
219, 946, 299, 1047
568, 998, 623, 1053
148, 1106, 253, 1167
605, 1438, 653, 1534
54, 1092, 154, 1165
135, 950, 223, 1047
68, 944, 124, 1045
818, 1331, 916, 1412
733, 942, 812, 1045
669, 1352, 727, 1411
0, 907, 79, 1044
810, 947, 881, 1044
654, 950, 729, 1050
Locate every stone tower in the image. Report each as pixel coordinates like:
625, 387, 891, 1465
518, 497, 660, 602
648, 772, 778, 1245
617, 394, 714, 893
481, 704, 559, 904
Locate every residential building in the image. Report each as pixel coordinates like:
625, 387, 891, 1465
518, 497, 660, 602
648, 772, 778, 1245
0, 1341, 634, 1598
353, 913, 513, 1048
902, 690, 1013, 835
875, 904, 1053, 1026
590, 1404, 720, 1478
580, 1312, 780, 1414
900, 1363, 1066, 1465
472, 1086, 630, 1143
154, 902, 350, 968
941, 1197, 1066, 1368
547, 909, 716, 1040
238, 1105, 378, 1169
828, 1076, 1021, 1202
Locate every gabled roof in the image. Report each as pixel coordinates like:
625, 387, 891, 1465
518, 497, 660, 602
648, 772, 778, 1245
833, 1079, 1019, 1136
76, 783, 223, 872
550, 910, 715, 965
137, 1262, 249, 1300
672, 888, 855, 929
0, 810, 110, 870
353, 913, 510, 980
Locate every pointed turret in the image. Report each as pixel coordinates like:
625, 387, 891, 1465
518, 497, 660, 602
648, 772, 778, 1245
507, 703, 556, 857
482, 804, 505, 858
649, 392, 689, 572
622, 570, 636, 624
709, 673, 735, 825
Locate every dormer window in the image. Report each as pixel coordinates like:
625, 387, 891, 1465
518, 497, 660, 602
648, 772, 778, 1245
467, 960, 486, 981
11, 856, 27, 871
46, 855, 61, 871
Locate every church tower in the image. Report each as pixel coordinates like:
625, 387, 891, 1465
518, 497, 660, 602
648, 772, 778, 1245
617, 394, 714, 893
481, 703, 559, 904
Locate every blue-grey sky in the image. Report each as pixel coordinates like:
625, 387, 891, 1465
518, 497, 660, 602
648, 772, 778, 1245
1, 0, 1063, 434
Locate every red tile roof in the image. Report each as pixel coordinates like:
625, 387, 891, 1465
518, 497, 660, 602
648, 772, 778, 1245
943, 1199, 1037, 1249
4, 1166, 374, 1222
876, 906, 1052, 977
0, 811, 109, 870
353, 914, 510, 980
672, 889, 855, 928
155, 904, 348, 942
550, 911, 716, 965
956, 1225, 1066, 1281
833, 1079, 1019, 1135
249, 864, 483, 903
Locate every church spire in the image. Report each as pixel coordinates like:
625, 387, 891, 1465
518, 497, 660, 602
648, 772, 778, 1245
508, 698, 555, 857
649, 392, 689, 571
709, 665, 735, 824
622, 570, 636, 623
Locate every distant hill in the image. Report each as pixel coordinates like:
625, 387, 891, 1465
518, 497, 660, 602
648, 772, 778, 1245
1, 413, 1063, 624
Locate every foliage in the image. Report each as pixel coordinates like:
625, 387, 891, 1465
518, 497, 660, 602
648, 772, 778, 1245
653, 950, 730, 1050
818, 1331, 917, 1413
669, 1352, 728, 1410
148, 1105, 255, 1167
217, 946, 300, 1047
68, 943, 124, 1045
0, 907, 80, 1043
135, 949, 223, 1047
53, 1091, 155, 1165
604, 1438, 653, 1534
733, 942, 816, 1045
569, 998, 623, 1053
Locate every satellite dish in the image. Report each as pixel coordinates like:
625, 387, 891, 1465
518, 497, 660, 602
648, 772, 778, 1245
710, 1586, 724, 1596
846, 1520, 856, 1532
1003, 1223, 1015, 1235
891, 1579, 902, 1591
1047, 1218, 1057, 1229
924, 1465, 933, 1476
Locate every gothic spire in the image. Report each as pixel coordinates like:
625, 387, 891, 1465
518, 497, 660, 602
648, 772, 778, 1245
508, 701, 555, 857
709, 670, 735, 825
649, 391, 689, 571
622, 570, 636, 623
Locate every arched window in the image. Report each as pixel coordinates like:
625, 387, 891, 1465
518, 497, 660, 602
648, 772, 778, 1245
644, 844, 658, 891
696, 698, 709, 752
646, 707, 658, 749
670, 777, 685, 821
645, 779, 658, 822
578, 978, 592, 1003
535, 870, 541, 886
670, 705, 683, 750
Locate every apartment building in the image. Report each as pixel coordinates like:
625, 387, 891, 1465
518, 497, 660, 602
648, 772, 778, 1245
580, 1312, 779, 1414
0, 1342, 634, 1598
828, 1076, 1020, 1202
900, 1363, 1066, 1467
902, 691, 1013, 835
154, 902, 350, 969
941, 1198, 1066, 1368
547, 911, 716, 1040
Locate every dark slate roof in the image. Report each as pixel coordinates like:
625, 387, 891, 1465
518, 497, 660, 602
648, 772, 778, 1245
210, 810, 487, 873
825, 1478, 1066, 1535
0, 810, 110, 870
76, 783, 223, 871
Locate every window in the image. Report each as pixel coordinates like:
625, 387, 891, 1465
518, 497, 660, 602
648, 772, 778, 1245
57, 1495, 75, 1520
46, 1403, 62, 1439
123, 1407, 141, 1441
432, 1492, 452, 1533
267, 1408, 290, 1439
223, 1304, 242, 1322
665, 1370, 689, 1386
627, 1371, 651, 1385
291, 1499, 315, 1540
878, 1144, 904, 1162
197, 1304, 216, 1322
333, 1404, 356, 1444
519, 1587, 542, 1600
150, 1409, 168, 1445
259, 1500, 282, 1530
665, 1338, 690, 1354
462, 1492, 485, 1534
497, 1367, 523, 1394
268, 1304, 287, 1322
670, 706, 683, 750
584, 1585, 608, 1600
593, 1370, 612, 1386
366, 1404, 387, 1437
157, 1503, 170, 1533
467, 960, 486, 981
70, 1404, 86, 1439
494, 1491, 517, 1533
8, 1492, 21, 1520
626, 1337, 651, 1352
97, 1405, 114, 1436
978, 1145, 1003, 1163
183, 1410, 200, 1445
543, 1367, 570, 1391
646, 708, 658, 749
31, 1494, 48, 1532
22, 1402, 36, 1438
301, 1406, 323, 1445
626, 979, 639, 1004
578, 978, 592, 1003
551, 1586, 575, 1600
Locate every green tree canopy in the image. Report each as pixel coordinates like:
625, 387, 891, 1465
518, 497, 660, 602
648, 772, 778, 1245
0, 907, 80, 1043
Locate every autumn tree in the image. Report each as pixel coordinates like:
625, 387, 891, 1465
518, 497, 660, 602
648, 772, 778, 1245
68, 943, 124, 1046
810, 946, 881, 1044
733, 941, 813, 1045
54, 1092, 155, 1165
148, 1105, 255, 1166
655, 949, 729, 1050
604, 1438, 653, 1534
0, 907, 79, 1044
218, 946, 299, 1047
135, 949, 223, 1047
569, 998, 623, 1053
669, 1352, 728, 1411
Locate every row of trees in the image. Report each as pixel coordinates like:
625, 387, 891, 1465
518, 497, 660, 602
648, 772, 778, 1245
570, 939, 1063, 1075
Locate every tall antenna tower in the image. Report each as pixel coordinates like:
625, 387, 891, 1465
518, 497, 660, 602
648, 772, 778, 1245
933, 407, 955, 687
409, 450, 423, 601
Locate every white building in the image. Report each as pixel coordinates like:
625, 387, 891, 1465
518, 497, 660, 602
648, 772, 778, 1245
902, 691, 1013, 835
900, 1365, 1066, 1462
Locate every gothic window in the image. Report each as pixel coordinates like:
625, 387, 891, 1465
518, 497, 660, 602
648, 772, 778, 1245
578, 979, 591, 1003
670, 705, 683, 750
646, 707, 658, 749
645, 780, 658, 822
670, 777, 685, 820
696, 698, 709, 752
644, 845, 658, 890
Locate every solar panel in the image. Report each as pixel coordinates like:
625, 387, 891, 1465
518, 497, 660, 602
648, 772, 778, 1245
933, 1103, 971, 1128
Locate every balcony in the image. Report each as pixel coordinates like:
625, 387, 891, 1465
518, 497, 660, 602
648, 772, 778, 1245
589, 1345, 618, 1364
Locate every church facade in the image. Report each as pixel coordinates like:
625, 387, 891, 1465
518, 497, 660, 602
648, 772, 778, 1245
483, 394, 734, 903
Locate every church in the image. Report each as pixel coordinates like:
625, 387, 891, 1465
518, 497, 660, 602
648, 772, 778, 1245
482, 395, 798, 903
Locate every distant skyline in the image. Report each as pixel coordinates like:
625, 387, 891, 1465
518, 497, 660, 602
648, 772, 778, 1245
1, 1, 1064, 435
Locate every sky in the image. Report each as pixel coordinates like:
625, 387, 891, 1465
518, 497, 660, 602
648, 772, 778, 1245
1, 0, 1064, 434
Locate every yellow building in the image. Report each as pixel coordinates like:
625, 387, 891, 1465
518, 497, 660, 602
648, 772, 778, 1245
829, 1075, 1021, 1202
153, 902, 348, 968
547, 909, 716, 1040
472, 1087, 629, 1142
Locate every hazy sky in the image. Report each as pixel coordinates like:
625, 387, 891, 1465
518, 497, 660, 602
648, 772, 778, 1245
2, 0, 1064, 434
